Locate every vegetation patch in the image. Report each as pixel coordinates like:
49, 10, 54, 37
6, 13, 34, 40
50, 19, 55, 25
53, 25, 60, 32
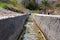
0, 1, 7, 8
22, 0, 39, 10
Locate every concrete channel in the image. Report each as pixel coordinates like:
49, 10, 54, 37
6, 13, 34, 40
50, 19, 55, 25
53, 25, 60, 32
0, 8, 47, 40
0, 8, 29, 40
23, 13, 38, 40
33, 14, 60, 40
23, 13, 46, 40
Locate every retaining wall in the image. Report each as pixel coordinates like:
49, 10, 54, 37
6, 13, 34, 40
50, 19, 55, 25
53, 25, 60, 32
0, 14, 29, 40
33, 14, 60, 40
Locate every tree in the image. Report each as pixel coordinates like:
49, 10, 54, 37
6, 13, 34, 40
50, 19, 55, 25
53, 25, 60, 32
39, 0, 57, 14
22, 0, 39, 10
39, 0, 50, 14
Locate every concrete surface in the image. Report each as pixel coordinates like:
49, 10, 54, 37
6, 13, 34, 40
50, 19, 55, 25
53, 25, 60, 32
33, 14, 60, 40
23, 22, 38, 40
0, 8, 29, 40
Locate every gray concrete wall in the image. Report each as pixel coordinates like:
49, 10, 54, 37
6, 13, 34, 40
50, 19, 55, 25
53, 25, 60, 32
0, 14, 29, 40
33, 14, 60, 40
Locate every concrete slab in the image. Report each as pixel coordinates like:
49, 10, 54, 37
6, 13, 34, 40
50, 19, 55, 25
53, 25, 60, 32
33, 14, 60, 40
0, 8, 29, 40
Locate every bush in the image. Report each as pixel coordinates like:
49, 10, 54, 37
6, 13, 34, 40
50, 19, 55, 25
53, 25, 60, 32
0, 1, 7, 8
56, 3, 60, 7
22, 0, 39, 10
10, 0, 17, 6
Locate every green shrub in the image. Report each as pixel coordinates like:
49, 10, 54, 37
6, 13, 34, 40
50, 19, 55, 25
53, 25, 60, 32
10, 0, 17, 6
22, 0, 39, 10
56, 3, 60, 7
0, 1, 7, 8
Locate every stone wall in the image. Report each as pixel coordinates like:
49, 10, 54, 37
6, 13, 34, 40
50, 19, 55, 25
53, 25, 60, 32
33, 14, 60, 40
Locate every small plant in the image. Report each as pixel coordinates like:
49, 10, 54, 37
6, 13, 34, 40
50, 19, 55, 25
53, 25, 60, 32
8, 0, 24, 13
10, 0, 17, 6
0, 1, 7, 8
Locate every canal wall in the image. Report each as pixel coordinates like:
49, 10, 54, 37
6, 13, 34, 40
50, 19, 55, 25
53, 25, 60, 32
33, 14, 60, 40
0, 14, 29, 40
0, 8, 29, 40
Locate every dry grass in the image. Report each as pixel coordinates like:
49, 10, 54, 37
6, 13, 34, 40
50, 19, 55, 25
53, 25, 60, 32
32, 10, 39, 13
